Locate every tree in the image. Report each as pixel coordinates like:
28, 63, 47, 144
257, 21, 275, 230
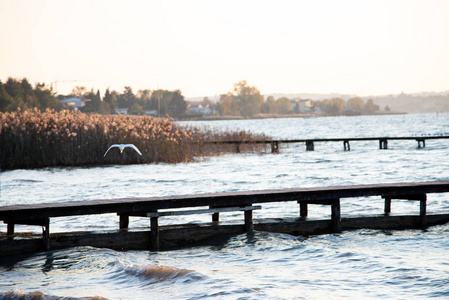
137, 89, 152, 110
216, 93, 239, 116
363, 99, 377, 114
320, 98, 345, 115
168, 90, 187, 117
149, 89, 169, 115
277, 97, 291, 114
146, 89, 187, 117
71, 86, 87, 98
82, 89, 101, 113
0, 78, 61, 112
265, 96, 277, 114
117, 86, 136, 108
34, 83, 61, 111
345, 97, 364, 115
103, 88, 116, 113
233, 80, 264, 117
129, 103, 144, 115
0, 82, 14, 111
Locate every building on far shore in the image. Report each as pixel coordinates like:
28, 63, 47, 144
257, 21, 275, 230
290, 99, 313, 114
186, 100, 215, 116
59, 97, 85, 109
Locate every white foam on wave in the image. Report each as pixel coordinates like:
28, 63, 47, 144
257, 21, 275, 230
1, 289, 107, 300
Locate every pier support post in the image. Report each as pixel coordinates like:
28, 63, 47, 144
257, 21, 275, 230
343, 140, 350, 151
42, 219, 50, 250
382, 194, 427, 227
306, 140, 314, 151
119, 214, 129, 229
7, 223, 14, 237
420, 195, 427, 227
244, 209, 254, 232
299, 199, 341, 231
417, 139, 426, 148
271, 141, 280, 153
384, 197, 392, 214
331, 199, 341, 232
5, 218, 50, 249
379, 139, 388, 149
210, 205, 220, 222
150, 215, 159, 250
299, 202, 308, 218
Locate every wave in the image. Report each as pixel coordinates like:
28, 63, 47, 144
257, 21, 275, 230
122, 263, 193, 284
1, 289, 107, 300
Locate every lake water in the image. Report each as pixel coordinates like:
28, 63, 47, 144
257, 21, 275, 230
1, 114, 449, 299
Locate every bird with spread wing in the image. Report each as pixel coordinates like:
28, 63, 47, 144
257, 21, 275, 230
103, 144, 143, 157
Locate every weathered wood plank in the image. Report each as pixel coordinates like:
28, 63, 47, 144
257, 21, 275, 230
3, 214, 449, 256
145, 205, 261, 217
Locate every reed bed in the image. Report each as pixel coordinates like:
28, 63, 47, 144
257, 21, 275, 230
0, 109, 269, 170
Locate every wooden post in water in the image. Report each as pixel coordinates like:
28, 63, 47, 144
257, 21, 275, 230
119, 214, 129, 229
384, 197, 392, 215
271, 141, 280, 153
306, 140, 314, 151
150, 215, 159, 250
331, 199, 341, 232
382, 193, 427, 227
379, 139, 388, 149
299, 202, 308, 218
7, 223, 14, 237
210, 205, 220, 222
244, 209, 254, 232
343, 140, 350, 151
42, 218, 50, 250
420, 194, 427, 227
417, 139, 426, 148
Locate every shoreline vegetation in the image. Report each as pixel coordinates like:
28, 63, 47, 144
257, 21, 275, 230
181, 110, 407, 121
1, 78, 409, 120
0, 109, 270, 170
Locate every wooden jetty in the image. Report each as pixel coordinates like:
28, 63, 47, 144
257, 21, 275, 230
1, 181, 449, 256
207, 135, 449, 152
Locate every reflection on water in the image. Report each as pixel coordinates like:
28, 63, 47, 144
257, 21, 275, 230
1, 114, 449, 299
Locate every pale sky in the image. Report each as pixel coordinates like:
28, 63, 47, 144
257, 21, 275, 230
1, 0, 448, 98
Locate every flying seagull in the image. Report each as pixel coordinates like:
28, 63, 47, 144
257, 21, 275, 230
104, 144, 143, 157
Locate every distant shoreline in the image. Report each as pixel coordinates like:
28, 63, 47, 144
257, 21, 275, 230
180, 111, 407, 121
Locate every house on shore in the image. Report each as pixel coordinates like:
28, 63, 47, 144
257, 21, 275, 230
59, 97, 85, 109
186, 102, 215, 116
291, 99, 313, 114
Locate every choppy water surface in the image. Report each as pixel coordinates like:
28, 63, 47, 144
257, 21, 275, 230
1, 114, 449, 299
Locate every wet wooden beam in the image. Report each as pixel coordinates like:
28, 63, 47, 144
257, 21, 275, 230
4, 214, 449, 256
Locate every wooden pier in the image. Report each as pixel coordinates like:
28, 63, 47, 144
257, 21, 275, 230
207, 135, 449, 152
1, 181, 449, 256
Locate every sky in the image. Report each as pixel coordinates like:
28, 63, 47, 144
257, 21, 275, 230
1, 0, 448, 99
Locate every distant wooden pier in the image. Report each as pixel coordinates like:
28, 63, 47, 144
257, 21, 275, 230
206, 135, 449, 152
1, 181, 449, 256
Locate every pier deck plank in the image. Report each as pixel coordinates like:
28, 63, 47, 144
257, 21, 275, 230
1, 181, 449, 221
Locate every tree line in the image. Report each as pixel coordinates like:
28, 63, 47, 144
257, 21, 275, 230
1, 77, 383, 118
0, 78, 187, 118
216, 80, 381, 117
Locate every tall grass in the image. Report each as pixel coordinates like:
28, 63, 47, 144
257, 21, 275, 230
0, 109, 269, 170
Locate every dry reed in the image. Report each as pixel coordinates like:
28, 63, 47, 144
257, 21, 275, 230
0, 109, 269, 170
